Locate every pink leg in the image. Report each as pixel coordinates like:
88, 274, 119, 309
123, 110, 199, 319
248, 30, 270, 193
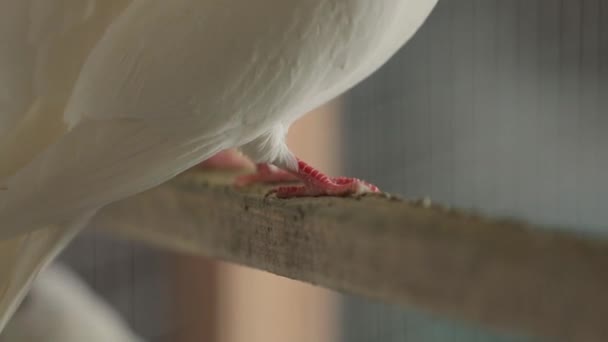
236, 158, 380, 198
234, 163, 299, 186
198, 149, 254, 170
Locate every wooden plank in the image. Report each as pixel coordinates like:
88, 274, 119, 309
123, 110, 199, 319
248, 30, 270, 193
90, 170, 608, 342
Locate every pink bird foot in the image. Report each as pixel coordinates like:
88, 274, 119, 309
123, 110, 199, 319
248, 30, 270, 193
237, 158, 380, 198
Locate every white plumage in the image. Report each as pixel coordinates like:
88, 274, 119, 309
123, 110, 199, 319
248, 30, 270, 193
0, 0, 437, 331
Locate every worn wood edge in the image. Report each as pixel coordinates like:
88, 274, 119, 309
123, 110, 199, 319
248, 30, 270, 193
88, 170, 608, 341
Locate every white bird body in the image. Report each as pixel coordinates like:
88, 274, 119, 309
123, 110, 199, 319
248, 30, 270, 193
0, 0, 437, 330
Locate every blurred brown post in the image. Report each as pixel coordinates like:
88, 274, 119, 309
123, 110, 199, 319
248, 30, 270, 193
171, 255, 219, 342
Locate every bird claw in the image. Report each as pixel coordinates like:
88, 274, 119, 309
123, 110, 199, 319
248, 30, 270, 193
264, 188, 278, 198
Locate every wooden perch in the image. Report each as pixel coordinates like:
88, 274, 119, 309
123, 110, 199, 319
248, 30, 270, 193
89, 170, 608, 341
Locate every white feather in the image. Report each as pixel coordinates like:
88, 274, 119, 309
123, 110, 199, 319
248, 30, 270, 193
0, 0, 438, 330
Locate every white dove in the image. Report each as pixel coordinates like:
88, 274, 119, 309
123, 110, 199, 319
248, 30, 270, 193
0, 0, 438, 331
